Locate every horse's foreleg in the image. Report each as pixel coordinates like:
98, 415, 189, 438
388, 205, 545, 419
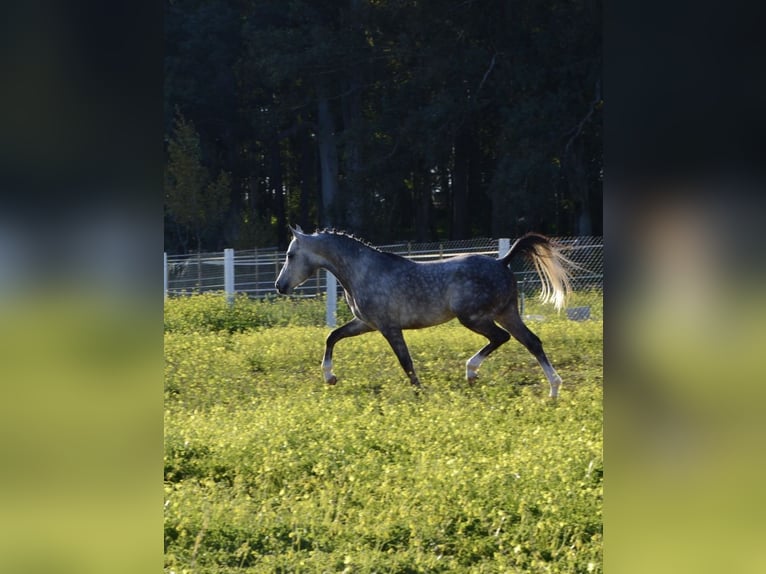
323, 318, 374, 385
379, 327, 421, 388
458, 317, 511, 384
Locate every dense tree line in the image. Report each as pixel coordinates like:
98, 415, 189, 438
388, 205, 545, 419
164, 0, 601, 252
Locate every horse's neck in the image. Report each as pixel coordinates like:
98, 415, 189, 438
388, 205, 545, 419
315, 236, 377, 289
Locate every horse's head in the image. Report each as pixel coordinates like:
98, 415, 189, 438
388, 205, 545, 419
275, 225, 320, 295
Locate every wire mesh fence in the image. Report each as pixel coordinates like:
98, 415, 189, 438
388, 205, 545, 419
165, 236, 602, 321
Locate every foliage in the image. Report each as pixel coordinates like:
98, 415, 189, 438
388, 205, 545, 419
164, 0, 602, 252
164, 292, 353, 333
165, 111, 231, 251
165, 296, 603, 572
164, 290, 602, 334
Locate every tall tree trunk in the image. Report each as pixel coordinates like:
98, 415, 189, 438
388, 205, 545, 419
299, 128, 314, 230
341, 81, 363, 231
414, 170, 432, 241
468, 131, 483, 236
316, 85, 339, 228
439, 166, 451, 234
567, 138, 592, 236
451, 128, 470, 239
398, 181, 413, 233
340, 0, 364, 231
270, 139, 287, 248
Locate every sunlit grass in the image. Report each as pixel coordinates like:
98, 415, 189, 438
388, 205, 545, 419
164, 295, 603, 572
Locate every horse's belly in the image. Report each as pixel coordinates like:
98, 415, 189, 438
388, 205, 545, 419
401, 314, 453, 330
347, 279, 455, 330
350, 298, 452, 330
398, 302, 454, 329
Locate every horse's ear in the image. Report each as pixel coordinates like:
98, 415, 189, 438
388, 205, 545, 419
288, 224, 304, 236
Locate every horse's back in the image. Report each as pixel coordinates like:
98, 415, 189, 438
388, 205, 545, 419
349, 251, 516, 329
404, 255, 516, 324
437, 255, 517, 316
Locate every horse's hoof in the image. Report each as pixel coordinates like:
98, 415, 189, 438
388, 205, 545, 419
326, 375, 337, 386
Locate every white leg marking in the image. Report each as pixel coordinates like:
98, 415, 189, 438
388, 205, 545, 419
466, 353, 484, 383
322, 359, 336, 384
541, 362, 563, 398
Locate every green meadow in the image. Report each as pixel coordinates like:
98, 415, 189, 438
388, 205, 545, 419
165, 294, 602, 573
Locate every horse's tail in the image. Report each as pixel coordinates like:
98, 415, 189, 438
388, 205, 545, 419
500, 233, 573, 312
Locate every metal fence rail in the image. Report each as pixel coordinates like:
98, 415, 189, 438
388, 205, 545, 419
165, 236, 603, 321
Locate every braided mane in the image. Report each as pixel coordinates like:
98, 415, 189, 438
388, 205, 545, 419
314, 228, 383, 253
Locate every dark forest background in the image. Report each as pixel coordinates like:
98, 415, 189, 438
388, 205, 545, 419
164, 0, 601, 252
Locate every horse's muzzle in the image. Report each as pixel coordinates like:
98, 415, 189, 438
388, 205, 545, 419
275, 279, 291, 295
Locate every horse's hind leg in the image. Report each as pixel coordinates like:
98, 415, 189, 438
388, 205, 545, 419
323, 318, 374, 384
497, 309, 563, 398
457, 317, 511, 384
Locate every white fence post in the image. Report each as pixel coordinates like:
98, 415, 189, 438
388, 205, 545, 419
325, 270, 337, 328
498, 238, 522, 312
498, 237, 510, 257
164, 252, 168, 300
224, 248, 235, 305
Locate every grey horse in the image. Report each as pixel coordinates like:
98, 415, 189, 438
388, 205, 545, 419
275, 226, 572, 397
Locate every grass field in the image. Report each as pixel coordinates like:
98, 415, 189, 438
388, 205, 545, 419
164, 295, 603, 573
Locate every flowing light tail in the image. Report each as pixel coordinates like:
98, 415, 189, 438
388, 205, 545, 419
501, 233, 574, 312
